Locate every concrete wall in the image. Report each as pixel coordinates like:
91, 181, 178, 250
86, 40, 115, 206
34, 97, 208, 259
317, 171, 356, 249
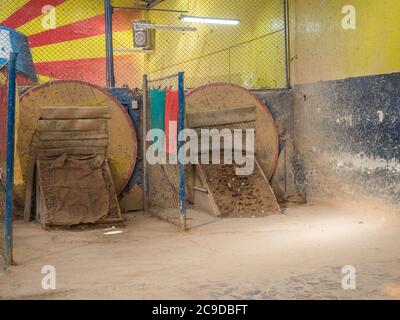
288, 0, 400, 206
255, 89, 297, 200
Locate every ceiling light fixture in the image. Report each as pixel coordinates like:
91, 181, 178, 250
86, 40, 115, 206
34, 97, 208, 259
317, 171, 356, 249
180, 15, 240, 26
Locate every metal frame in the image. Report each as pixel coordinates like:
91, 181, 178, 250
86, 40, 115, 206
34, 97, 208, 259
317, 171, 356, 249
104, 0, 115, 88
2, 52, 17, 269
133, 22, 197, 32
113, 6, 188, 13
113, 48, 155, 53
147, 0, 168, 7
283, 0, 290, 89
104, 0, 192, 88
142, 72, 186, 231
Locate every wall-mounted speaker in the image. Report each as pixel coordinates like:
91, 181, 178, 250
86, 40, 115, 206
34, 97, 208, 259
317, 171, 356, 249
132, 20, 153, 50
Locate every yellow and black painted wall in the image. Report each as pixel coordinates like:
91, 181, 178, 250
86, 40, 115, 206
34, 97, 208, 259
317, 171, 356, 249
287, 0, 400, 205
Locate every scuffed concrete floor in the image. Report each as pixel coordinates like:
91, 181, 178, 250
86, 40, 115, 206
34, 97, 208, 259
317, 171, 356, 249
1, 203, 400, 300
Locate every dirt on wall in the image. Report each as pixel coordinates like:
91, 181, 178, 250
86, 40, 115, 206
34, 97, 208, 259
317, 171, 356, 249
292, 73, 400, 207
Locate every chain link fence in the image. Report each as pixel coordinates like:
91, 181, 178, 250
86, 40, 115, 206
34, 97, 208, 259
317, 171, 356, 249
0, 0, 287, 90
143, 0, 288, 90
0, 24, 18, 268
0, 0, 142, 86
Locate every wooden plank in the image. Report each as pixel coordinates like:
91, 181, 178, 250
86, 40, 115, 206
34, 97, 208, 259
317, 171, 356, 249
35, 166, 42, 224
40, 106, 111, 119
39, 139, 108, 149
102, 159, 122, 219
43, 219, 125, 229
23, 133, 39, 222
254, 158, 281, 213
194, 164, 221, 217
193, 186, 208, 193
37, 119, 108, 132
186, 105, 256, 128
23, 156, 35, 222
38, 147, 107, 158
39, 131, 108, 141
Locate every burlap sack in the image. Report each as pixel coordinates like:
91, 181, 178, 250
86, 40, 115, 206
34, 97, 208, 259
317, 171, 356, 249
37, 154, 109, 225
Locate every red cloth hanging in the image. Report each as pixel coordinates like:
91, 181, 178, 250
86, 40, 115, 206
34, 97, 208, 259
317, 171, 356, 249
164, 89, 179, 154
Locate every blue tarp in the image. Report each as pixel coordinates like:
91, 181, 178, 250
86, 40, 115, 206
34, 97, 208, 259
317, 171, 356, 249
0, 26, 37, 82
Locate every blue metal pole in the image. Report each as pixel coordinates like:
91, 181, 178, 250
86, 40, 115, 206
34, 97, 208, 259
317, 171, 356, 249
142, 74, 148, 211
283, 0, 290, 89
5, 52, 17, 267
104, 0, 115, 87
177, 72, 186, 231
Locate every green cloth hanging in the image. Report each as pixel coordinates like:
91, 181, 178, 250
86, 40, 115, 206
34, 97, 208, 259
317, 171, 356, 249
150, 88, 166, 150
150, 88, 166, 131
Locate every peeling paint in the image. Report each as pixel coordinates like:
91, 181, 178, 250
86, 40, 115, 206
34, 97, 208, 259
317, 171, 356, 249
293, 72, 400, 204
377, 111, 385, 123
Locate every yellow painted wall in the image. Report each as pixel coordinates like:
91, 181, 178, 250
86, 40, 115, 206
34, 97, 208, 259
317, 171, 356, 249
289, 0, 400, 85
144, 0, 286, 89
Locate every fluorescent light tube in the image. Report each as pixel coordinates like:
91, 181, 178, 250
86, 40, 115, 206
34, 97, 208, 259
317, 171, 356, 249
180, 15, 240, 26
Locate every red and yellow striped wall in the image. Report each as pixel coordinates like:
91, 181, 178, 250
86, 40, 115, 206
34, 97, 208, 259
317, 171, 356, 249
0, 0, 143, 87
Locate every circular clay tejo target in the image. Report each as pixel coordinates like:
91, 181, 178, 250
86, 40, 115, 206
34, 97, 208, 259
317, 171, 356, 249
185, 82, 279, 180
14, 80, 137, 204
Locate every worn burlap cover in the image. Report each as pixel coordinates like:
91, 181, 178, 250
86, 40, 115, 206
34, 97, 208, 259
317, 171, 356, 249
36, 154, 109, 225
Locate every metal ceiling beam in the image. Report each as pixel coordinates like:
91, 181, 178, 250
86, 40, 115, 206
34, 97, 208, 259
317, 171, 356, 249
147, 0, 168, 8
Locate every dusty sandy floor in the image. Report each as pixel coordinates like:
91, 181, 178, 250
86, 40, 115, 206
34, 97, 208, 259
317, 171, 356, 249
1, 203, 400, 300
